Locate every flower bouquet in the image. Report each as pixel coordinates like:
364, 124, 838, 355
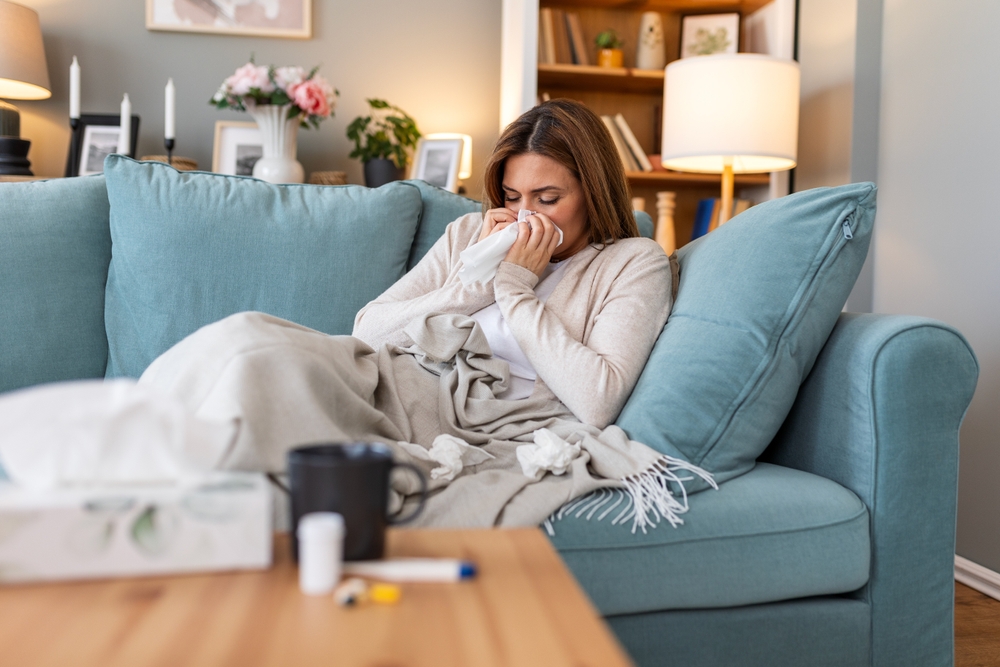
210, 60, 338, 183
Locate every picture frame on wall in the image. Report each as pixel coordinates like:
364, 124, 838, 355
680, 13, 740, 58
65, 114, 141, 177
212, 120, 263, 176
146, 0, 311, 39
409, 137, 464, 193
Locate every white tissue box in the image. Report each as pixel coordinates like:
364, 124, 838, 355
0, 472, 272, 583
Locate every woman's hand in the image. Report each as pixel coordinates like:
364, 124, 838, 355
478, 208, 518, 242
504, 212, 562, 277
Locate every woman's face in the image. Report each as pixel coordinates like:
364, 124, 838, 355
501, 152, 589, 261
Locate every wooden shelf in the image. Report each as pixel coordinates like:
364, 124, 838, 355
541, 0, 771, 12
626, 171, 771, 187
538, 63, 664, 94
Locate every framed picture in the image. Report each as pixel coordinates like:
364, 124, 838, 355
65, 114, 141, 177
409, 137, 464, 193
146, 0, 311, 39
212, 120, 263, 176
680, 13, 740, 58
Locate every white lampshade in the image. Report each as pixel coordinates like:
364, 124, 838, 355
661, 54, 799, 174
427, 132, 473, 180
0, 0, 51, 100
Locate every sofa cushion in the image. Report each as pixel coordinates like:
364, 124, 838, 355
403, 180, 480, 270
0, 177, 111, 394
549, 463, 870, 615
616, 183, 876, 489
103, 157, 422, 378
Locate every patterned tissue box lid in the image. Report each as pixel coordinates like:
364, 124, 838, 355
0, 472, 272, 583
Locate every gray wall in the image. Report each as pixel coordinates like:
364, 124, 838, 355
874, 0, 1000, 571
17, 0, 502, 195
795, 0, 856, 193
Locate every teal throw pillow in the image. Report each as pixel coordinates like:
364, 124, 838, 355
0, 176, 111, 393
616, 183, 876, 489
104, 156, 423, 378
402, 179, 481, 270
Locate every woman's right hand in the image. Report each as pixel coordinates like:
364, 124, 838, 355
478, 208, 518, 242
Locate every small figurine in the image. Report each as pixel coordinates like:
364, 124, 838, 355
636, 12, 666, 71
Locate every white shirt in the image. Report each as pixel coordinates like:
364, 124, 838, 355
470, 261, 570, 400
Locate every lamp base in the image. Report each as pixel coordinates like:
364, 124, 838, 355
0, 137, 32, 176
0, 99, 21, 138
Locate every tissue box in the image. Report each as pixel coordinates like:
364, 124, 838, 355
0, 472, 272, 583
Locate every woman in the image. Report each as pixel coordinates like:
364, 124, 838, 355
354, 98, 676, 428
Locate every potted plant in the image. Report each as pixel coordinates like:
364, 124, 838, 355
346, 99, 421, 188
210, 59, 337, 184
595, 29, 625, 68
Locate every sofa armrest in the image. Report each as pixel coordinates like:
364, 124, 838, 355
762, 313, 978, 667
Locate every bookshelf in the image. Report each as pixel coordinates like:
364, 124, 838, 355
527, 0, 788, 246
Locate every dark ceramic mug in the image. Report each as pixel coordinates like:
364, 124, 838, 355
284, 443, 427, 562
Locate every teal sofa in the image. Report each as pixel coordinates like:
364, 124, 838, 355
0, 158, 978, 667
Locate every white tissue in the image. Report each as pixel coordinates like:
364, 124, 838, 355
0, 379, 236, 490
458, 209, 563, 286
397, 434, 494, 482
516, 428, 582, 480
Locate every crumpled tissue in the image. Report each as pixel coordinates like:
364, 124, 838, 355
517, 428, 582, 480
0, 379, 236, 490
458, 209, 563, 285
397, 434, 494, 483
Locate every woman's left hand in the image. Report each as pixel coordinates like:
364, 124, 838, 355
503, 212, 562, 278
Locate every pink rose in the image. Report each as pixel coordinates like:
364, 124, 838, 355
225, 63, 273, 96
289, 79, 332, 118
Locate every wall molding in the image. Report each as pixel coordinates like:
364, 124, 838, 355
955, 555, 1000, 602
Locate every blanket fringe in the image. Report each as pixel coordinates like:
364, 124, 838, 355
544, 455, 717, 536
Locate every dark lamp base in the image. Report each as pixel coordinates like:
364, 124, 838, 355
0, 137, 32, 176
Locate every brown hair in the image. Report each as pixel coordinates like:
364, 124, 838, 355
482, 99, 638, 244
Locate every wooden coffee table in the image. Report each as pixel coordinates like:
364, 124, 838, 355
0, 528, 634, 666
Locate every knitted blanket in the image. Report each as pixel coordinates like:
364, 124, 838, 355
140, 312, 714, 532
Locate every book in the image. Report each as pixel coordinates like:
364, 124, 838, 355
566, 12, 590, 66
539, 9, 556, 65
613, 114, 653, 172
549, 9, 573, 64
691, 198, 715, 241
708, 199, 752, 231
707, 198, 722, 232
600, 115, 639, 172
732, 199, 752, 218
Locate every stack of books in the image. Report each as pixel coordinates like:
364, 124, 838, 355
600, 114, 653, 173
538, 8, 590, 66
691, 198, 753, 240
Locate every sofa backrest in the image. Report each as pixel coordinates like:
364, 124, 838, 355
0, 166, 657, 392
0, 176, 112, 394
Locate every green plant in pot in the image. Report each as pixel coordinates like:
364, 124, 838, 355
595, 29, 624, 68
346, 99, 421, 188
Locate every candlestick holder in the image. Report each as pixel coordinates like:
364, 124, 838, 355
164, 138, 174, 166
66, 117, 80, 178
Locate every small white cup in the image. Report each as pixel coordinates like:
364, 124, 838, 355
297, 512, 344, 595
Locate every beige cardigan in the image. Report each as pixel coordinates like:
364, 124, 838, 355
353, 213, 674, 428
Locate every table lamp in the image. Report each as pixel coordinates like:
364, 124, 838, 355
0, 0, 51, 176
661, 54, 799, 225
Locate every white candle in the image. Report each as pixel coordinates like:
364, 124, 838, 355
69, 57, 80, 119
118, 94, 131, 156
164, 78, 175, 140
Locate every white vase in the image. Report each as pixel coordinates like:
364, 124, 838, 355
636, 12, 666, 71
249, 104, 305, 184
